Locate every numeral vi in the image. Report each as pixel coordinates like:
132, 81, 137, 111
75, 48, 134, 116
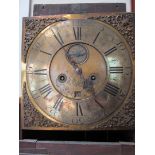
53, 96, 63, 111
76, 102, 83, 116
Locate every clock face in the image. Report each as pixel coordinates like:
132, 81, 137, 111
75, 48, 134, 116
26, 19, 133, 127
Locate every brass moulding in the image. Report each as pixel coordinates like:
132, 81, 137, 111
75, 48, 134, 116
21, 13, 135, 130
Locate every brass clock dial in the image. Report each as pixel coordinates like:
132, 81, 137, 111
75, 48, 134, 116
26, 19, 133, 127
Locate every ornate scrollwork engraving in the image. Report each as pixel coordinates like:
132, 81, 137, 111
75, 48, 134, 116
89, 13, 135, 59
23, 82, 69, 128
23, 17, 66, 62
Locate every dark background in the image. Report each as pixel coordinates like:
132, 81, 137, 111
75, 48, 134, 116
22, 130, 135, 142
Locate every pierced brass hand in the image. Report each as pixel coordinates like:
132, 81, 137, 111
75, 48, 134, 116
65, 49, 84, 76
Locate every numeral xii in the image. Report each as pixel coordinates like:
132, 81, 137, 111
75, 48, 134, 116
76, 102, 83, 116
73, 27, 81, 40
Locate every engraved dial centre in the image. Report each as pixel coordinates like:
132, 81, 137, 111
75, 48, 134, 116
49, 43, 107, 100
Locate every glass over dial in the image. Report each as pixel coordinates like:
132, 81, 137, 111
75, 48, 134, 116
26, 19, 133, 127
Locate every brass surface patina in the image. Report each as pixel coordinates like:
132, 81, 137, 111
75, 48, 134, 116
21, 13, 135, 130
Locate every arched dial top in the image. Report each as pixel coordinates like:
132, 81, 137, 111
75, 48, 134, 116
26, 19, 133, 127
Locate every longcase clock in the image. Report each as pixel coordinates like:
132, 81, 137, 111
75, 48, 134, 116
21, 13, 135, 130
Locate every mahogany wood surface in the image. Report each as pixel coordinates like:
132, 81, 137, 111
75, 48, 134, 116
33, 3, 126, 16
20, 140, 135, 155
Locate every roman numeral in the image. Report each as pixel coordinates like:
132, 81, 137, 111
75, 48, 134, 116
27, 69, 47, 75
53, 97, 63, 111
51, 29, 64, 46
40, 50, 52, 56
73, 27, 81, 40
93, 29, 104, 44
104, 83, 119, 96
39, 84, 52, 98
94, 98, 104, 109
109, 67, 123, 73
33, 69, 47, 75
76, 102, 83, 116
104, 46, 117, 56
93, 31, 101, 44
